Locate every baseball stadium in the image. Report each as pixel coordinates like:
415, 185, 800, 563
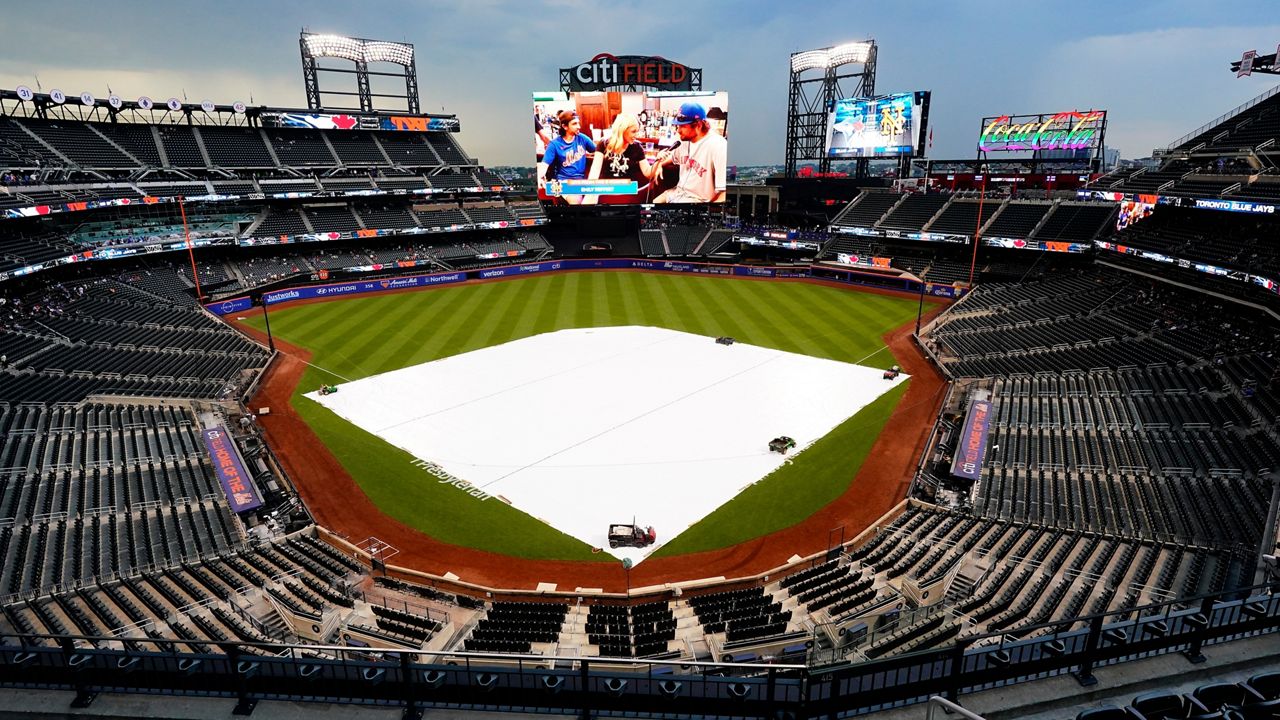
1, 20, 1280, 720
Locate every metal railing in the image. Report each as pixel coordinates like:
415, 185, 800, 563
3, 580, 1279, 717
1163, 84, 1280, 153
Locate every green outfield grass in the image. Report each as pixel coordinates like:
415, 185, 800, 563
242, 272, 921, 561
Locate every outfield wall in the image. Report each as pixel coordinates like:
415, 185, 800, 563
206, 258, 965, 315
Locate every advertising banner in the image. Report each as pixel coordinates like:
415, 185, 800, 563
738, 235, 821, 251
1076, 190, 1277, 216
926, 284, 962, 299
213, 257, 968, 316
3, 194, 175, 220
560, 54, 698, 92
1192, 198, 1276, 215
835, 253, 894, 269
984, 237, 1089, 253
211, 297, 253, 316
201, 427, 263, 513
950, 399, 992, 482
261, 112, 460, 132
1094, 241, 1280, 296
261, 272, 467, 305
829, 225, 967, 244
978, 110, 1106, 153
473, 261, 563, 279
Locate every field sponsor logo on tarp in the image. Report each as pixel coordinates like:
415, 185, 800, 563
409, 458, 493, 501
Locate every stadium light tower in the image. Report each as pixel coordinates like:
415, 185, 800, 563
299, 31, 420, 113
785, 40, 877, 177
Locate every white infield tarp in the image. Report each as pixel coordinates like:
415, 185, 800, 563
308, 326, 907, 564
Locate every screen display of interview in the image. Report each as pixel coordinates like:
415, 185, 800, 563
826, 91, 930, 159
533, 90, 729, 205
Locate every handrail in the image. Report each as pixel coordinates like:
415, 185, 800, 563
925, 696, 987, 720
1163, 83, 1280, 152
1, 579, 1279, 719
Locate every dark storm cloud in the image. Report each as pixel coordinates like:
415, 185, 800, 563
2, 1, 1277, 165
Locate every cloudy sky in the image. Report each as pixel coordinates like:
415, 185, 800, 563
2, 1, 1278, 166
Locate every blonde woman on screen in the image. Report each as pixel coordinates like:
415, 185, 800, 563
598, 114, 657, 184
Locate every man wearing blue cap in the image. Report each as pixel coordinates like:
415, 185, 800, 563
654, 102, 727, 203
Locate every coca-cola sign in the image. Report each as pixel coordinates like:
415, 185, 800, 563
978, 110, 1106, 153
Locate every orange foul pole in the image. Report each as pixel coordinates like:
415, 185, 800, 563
968, 170, 987, 287
179, 196, 203, 301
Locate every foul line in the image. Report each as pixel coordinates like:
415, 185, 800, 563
299, 358, 353, 384
270, 343, 355, 384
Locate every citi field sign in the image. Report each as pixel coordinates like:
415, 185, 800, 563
561, 54, 698, 91
978, 110, 1106, 152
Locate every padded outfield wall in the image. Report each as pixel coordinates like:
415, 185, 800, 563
206, 258, 965, 316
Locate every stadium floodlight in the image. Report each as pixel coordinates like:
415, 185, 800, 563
363, 41, 414, 66
300, 31, 420, 113
828, 42, 874, 67
301, 33, 415, 66
790, 41, 874, 72
302, 33, 365, 63
790, 50, 832, 73
786, 40, 877, 178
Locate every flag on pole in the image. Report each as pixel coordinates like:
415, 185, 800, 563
1239, 49, 1258, 77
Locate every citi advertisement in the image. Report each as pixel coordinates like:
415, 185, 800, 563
560, 54, 697, 92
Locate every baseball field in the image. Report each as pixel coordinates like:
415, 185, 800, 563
241, 271, 923, 563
